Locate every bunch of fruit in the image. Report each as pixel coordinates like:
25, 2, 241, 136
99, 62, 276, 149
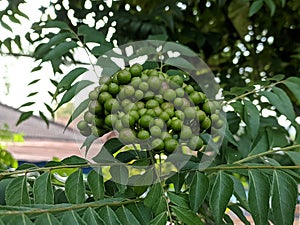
77, 63, 221, 155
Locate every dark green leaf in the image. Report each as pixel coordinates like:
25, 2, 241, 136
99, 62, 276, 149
100, 138, 124, 155
39, 111, 49, 128
16, 111, 33, 126
167, 191, 189, 209
98, 206, 122, 225
28, 79, 40, 85
165, 172, 185, 193
55, 80, 93, 110
286, 151, 300, 165
209, 171, 234, 224
249, 0, 263, 16
35, 213, 61, 225
266, 127, 289, 148
62, 155, 87, 165
14, 35, 22, 50
165, 57, 196, 71
33, 172, 54, 204
18, 102, 35, 109
144, 183, 163, 208
5, 214, 33, 225
249, 131, 269, 155
65, 169, 85, 204
91, 44, 114, 56
228, 204, 251, 225
284, 77, 300, 104
61, 210, 87, 225
44, 41, 78, 61
126, 203, 152, 225
78, 24, 106, 43
87, 170, 104, 200
148, 212, 167, 225
57, 67, 88, 91
31, 66, 42, 72
243, 100, 260, 140
115, 206, 140, 225
5, 176, 30, 206
1, 20, 13, 32
172, 206, 203, 225
271, 170, 298, 225
83, 207, 105, 225
260, 87, 295, 121
248, 170, 270, 225
148, 34, 168, 41
264, 0, 276, 16
44, 20, 70, 30
189, 171, 209, 212
27, 92, 38, 97
230, 176, 248, 209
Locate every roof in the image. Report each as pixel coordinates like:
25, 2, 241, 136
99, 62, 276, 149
0, 102, 80, 142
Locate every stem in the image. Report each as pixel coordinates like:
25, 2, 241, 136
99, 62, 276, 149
233, 144, 300, 164
205, 165, 300, 172
0, 199, 139, 216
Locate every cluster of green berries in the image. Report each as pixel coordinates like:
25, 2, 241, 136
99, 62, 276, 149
77, 63, 224, 155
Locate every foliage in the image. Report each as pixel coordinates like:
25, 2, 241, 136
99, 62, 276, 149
0, 0, 300, 224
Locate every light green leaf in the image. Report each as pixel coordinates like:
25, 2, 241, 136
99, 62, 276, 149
82, 207, 105, 225
172, 206, 203, 225
55, 80, 93, 110
5, 214, 33, 225
243, 99, 260, 140
115, 206, 140, 225
98, 206, 122, 225
126, 203, 152, 225
249, 0, 263, 16
57, 67, 88, 91
43, 41, 78, 61
167, 192, 189, 209
209, 171, 234, 224
283, 77, 300, 104
144, 183, 163, 208
248, 170, 270, 225
110, 165, 129, 186
35, 213, 61, 225
65, 169, 85, 204
260, 87, 295, 121
271, 170, 298, 225
16, 111, 33, 126
5, 176, 30, 206
87, 170, 104, 200
61, 210, 87, 225
33, 172, 54, 204
264, 0, 276, 16
148, 212, 167, 225
189, 171, 209, 212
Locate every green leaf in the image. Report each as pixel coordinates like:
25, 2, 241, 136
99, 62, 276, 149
266, 127, 289, 148
35, 213, 61, 225
148, 212, 167, 225
5, 214, 33, 225
165, 172, 185, 193
82, 207, 105, 225
87, 170, 104, 200
78, 24, 106, 43
14, 35, 22, 50
284, 77, 300, 104
0, 20, 13, 32
148, 34, 168, 41
249, 0, 263, 16
260, 87, 295, 121
18, 102, 35, 109
39, 111, 49, 128
16, 111, 33, 126
65, 169, 85, 204
115, 206, 140, 225
98, 206, 122, 225
57, 67, 88, 91
44, 20, 70, 30
65, 98, 90, 129
271, 170, 298, 225
189, 171, 209, 212
165, 57, 196, 71
249, 131, 269, 155
248, 170, 270, 225
209, 171, 234, 224
62, 155, 87, 165
264, 0, 276, 16
172, 206, 203, 225
33, 172, 54, 204
153, 196, 168, 216
0, 218, 4, 225
230, 176, 248, 209
91, 44, 114, 56
126, 203, 152, 225
110, 165, 129, 186
43, 41, 78, 61
5, 176, 30, 206
55, 80, 93, 110
27, 92, 38, 97
163, 42, 197, 57
286, 151, 300, 165
228, 204, 251, 225
62, 210, 87, 225
243, 100, 260, 140
167, 191, 189, 209
144, 183, 163, 208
